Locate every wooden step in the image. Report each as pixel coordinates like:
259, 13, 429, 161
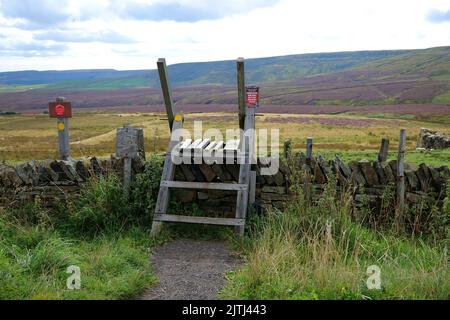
154, 214, 245, 226
160, 180, 248, 191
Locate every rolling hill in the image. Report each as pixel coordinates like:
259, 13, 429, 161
0, 46, 449, 111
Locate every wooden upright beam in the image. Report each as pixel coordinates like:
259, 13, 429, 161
396, 129, 406, 224
237, 57, 246, 131
157, 58, 176, 131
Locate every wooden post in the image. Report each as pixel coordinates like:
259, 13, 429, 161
56, 97, 71, 161
304, 137, 313, 201
237, 57, 246, 131
157, 58, 176, 131
377, 138, 389, 162
249, 171, 257, 208
396, 129, 406, 223
151, 114, 185, 237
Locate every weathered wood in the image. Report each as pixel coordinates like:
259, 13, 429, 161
304, 137, 313, 201
378, 138, 389, 162
235, 107, 255, 236
154, 214, 245, 226
396, 129, 406, 222
237, 57, 246, 131
151, 115, 184, 237
55, 97, 71, 161
161, 180, 248, 191
249, 170, 256, 207
157, 58, 176, 131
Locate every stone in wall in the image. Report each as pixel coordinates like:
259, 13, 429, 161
417, 128, 450, 150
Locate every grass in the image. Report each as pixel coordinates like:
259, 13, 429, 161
0, 165, 166, 300
1, 112, 449, 167
221, 180, 450, 300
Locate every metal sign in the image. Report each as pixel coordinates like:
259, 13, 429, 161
49, 101, 72, 118
245, 86, 259, 108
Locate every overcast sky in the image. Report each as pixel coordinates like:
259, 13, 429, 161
0, 0, 449, 71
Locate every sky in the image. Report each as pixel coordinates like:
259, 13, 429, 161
0, 0, 449, 71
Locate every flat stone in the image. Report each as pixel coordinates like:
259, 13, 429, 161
382, 162, 395, 183
373, 162, 387, 185
359, 160, 379, 186
180, 165, 196, 182
15, 161, 39, 186
348, 161, 366, 186
272, 171, 286, 186
198, 164, 217, 182
405, 170, 419, 190
211, 164, 232, 182
261, 186, 286, 194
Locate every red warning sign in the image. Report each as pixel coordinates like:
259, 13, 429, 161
49, 101, 72, 118
246, 86, 259, 108
55, 104, 65, 116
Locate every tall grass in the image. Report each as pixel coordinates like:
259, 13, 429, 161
222, 179, 449, 300
0, 159, 166, 300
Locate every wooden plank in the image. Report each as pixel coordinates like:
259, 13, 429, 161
178, 139, 193, 150
160, 180, 248, 191
212, 141, 224, 164
184, 139, 203, 150
235, 107, 255, 236
151, 116, 184, 237
195, 138, 210, 150
224, 139, 240, 151
154, 214, 245, 226
204, 141, 217, 151
237, 58, 246, 131
213, 141, 224, 150
249, 170, 256, 207
157, 58, 176, 131
203, 141, 217, 165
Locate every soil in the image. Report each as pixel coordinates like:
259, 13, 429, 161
141, 239, 241, 300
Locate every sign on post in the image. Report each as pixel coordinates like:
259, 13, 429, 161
245, 86, 260, 108
49, 101, 72, 118
49, 97, 72, 160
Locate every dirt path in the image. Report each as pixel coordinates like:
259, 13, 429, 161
142, 239, 241, 300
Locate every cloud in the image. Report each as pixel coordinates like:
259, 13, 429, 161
0, 41, 68, 57
426, 9, 450, 23
0, 0, 72, 26
0, 0, 281, 26
34, 30, 136, 44
117, 0, 281, 22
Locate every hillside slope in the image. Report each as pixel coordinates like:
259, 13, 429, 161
0, 46, 449, 110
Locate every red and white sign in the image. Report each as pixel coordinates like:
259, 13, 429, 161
48, 101, 72, 118
245, 86, 259, 108
55, 104, 65, 116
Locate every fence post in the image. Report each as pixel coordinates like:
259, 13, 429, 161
377, 138, 389, 162
304, 137, 313, 202
48, 97, 72, 161
237, 57, 246, 131
157, 58, 176, 131
396, 129, 406, 224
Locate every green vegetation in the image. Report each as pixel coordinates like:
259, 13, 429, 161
1, 47, 449, 91
0, 157, 166, 300
222, 178, 450, 300
316, 148, 450, 167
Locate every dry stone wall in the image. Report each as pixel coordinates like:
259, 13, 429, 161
1, 155, 448, 215
417, 128, 450, 150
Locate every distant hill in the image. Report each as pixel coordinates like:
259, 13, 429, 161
0, 46, 449, 110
